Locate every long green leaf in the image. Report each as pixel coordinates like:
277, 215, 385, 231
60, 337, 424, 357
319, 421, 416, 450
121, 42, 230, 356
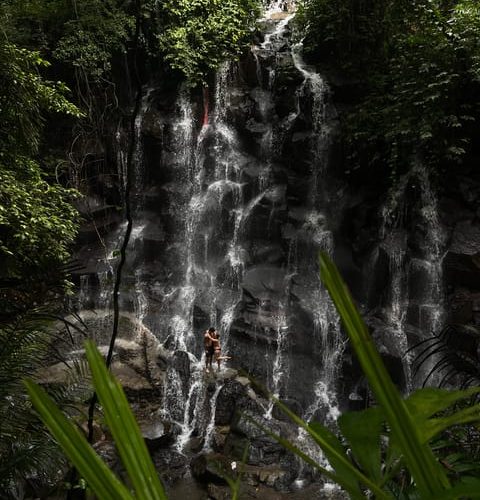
405, 387, 480, 420
308, 422, 365, 497
422, 405, 480, 443
318, 252, 450, 497
434, 476, 480, 499
405, 387, 480, 443
264, 393, 389, 498
338, 407, 384, 483
85, 341, 166, 500
242, 413, 365, 497
24, 379, 133, 500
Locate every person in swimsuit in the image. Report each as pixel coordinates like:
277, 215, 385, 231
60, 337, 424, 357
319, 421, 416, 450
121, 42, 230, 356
204, 327, 216, 372
212, 332, 222, 371
212, 330, 232, 371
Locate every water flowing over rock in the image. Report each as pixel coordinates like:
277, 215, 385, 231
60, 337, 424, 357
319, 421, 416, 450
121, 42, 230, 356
50, 0, 480, 496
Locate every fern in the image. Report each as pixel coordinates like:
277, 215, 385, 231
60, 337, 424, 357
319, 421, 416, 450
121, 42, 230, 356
0, 315, 66, 496
410, 324, 480, 388
0, 312, 91, 498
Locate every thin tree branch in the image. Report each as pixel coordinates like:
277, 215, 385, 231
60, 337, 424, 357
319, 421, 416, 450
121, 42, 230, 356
86, 0, 143, 444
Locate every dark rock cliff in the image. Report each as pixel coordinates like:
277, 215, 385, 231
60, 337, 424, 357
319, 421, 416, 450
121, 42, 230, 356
43, 6, 480, 497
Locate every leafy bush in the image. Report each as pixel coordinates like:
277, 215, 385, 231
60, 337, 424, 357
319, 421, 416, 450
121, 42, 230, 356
0, 315, 67, 497
155, 0, 260, 85
53, 0, 135, 80
297, 0, 480, 174
0, 41, 80, 287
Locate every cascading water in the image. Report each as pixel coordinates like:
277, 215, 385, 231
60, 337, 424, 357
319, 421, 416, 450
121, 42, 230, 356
155, 0, 345, 458
140, 0, 344, 456
201, 383, 225, 452
377, 162, 446, 388
287, 30, 343, 479
71, 87, 153, 324
69, 1, 447, 494
265, 304, 289, 418
67, 4, 347, 490
156, 55, 254, 449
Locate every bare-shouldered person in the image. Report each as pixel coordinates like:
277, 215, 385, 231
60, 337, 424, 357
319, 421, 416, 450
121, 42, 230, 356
212, 330, 231, 371
204, 327, 216, 372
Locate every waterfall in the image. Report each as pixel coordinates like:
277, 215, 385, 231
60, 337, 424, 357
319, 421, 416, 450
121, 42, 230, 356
378, 163, 446, 388
63, 2, 454, 495
295, 379, 341, 483
157, 54, 252, 449
67, 2, 451, 489
175, 365, 206, 451
265, 305, 289, 418
202, 383, 225, 452
158, 0, 336, 448
289, 20, 342, 425
71, 87, 153, 323
132, 89, 153, 209
68, 0, 349, 468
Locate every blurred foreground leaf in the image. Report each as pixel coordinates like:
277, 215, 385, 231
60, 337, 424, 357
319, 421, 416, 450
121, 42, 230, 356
25, 340, 167, 499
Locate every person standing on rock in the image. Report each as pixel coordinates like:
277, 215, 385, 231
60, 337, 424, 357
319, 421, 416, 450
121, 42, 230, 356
204, 327, 216, 372
212, 330, 232, 371
213, 331, 222, 371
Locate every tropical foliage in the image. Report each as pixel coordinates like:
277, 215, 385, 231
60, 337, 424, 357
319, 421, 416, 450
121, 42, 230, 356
155, 0, 260, 84
411, 324, 480, 388
1, 0, 260, 86
3, 0, 480, 497
0, 17, 81, 498
24, 256, 480, 498
0, 40, 80, 311
297, 0, 480, 175
0, 315, 66, 497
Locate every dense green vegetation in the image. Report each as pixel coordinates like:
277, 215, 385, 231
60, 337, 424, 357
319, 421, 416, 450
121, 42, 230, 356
0, 40, 80, 316
0, 316, 66, 496
1, 0, 260, 85
156, 0, 260, 84
297, 0, 480, 175
0, 13, 83, 493
2, 0, 480, 496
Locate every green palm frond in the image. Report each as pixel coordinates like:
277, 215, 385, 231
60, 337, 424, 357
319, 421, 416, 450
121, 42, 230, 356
0, 311, 90, 497
0, 314, 67, 496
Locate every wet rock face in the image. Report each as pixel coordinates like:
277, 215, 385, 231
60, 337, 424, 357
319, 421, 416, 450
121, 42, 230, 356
445, 220, 480, 290
214, 379, 249, 425
57, 4, 480, 498
333, 154, 480, 393
187, 371, 301, 494
69, 4, 344, 426
433, 168, 480, 382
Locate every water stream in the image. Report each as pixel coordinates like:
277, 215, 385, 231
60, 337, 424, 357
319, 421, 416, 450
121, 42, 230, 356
70, 1, 447, 491
378, 163, 446, 388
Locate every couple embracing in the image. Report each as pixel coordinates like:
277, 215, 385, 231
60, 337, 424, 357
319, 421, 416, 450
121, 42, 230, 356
204, 327, 230, 372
